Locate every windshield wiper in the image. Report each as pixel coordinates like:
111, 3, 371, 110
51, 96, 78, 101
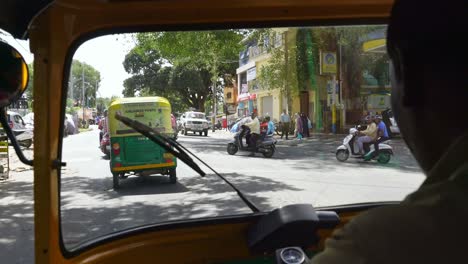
115, 113, 260, 213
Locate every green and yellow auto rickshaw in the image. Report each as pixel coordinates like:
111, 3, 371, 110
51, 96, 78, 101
107, 97, 177, 188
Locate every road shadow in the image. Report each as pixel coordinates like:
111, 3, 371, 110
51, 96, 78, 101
115, 175, 190, 195
0, 173, 35, 263
59, 172, 300, 250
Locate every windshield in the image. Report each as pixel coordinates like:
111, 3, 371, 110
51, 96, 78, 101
188, 113, 205, 119
60, 26, 424, 250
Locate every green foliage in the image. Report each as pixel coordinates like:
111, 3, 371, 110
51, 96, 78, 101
257, 29, 299, 113
123, 31, 244, 112
69, 60, 101, 108
95, 96, 120, 114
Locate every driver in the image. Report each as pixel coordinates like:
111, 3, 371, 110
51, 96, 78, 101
244, 112, 260, 157
312, 0, 467, 263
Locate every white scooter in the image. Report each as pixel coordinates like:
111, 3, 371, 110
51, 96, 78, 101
336, 127, 393, 164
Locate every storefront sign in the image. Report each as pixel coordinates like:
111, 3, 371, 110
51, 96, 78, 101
247, 67, 256, 81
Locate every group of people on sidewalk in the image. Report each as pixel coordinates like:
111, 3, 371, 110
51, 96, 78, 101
356, 114, 389, 155
279, 109, 311, 140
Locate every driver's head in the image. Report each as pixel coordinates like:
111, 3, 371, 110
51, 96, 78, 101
387, 0, 467, 174
103, 109, 108, 116
251, 112, 257, 119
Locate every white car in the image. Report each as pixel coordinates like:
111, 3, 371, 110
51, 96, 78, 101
180, 111, 210, 136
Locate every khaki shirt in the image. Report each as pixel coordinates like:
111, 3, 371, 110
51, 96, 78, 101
312, 132, 468, 264
361, 122, 377, 140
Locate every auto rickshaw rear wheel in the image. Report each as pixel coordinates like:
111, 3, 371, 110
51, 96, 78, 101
169, 168, 177, 184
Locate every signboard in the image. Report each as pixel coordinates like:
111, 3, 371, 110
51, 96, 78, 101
320, 51, 337, 74
247, 67, 256, 81
109, 102, 172, 136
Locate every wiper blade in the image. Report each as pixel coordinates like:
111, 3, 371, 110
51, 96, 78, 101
115, 113, 205, 176
115, 113, 260, 213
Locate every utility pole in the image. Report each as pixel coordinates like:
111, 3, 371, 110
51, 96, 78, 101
69, 64, 74, 101
212, 82, 216, 132
81, 64, 85, 127
95, 80, 98, 108
331, 75, 337, 134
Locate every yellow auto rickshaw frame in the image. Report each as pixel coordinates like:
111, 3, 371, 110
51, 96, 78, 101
28, 0, 393, 263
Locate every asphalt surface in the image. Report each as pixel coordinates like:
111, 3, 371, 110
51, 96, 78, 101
0, 127, 425, 262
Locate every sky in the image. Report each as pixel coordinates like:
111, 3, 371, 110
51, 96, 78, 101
73, 34, 135, 98
1, 30, 135, 98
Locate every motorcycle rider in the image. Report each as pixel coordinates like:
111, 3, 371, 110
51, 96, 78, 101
357, 115, 377, 155
260, 115, 275, 140
243, 111, 260, 157
373, 114, 390, 154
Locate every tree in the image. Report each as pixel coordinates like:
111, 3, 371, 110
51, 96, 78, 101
69, 60, 101, 108
257, 29, 298, 115
127, 31, 245, 114
122, 46, 211, 111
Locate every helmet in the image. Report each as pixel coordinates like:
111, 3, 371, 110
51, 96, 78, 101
264, 115, 270, 121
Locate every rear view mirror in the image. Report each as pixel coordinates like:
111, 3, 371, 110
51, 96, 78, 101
0, 41, 33, 166
0, 41, 29, 108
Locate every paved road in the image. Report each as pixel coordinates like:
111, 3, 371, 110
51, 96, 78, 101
0, 127, 425, 261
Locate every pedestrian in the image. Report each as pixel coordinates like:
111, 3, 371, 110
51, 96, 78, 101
294, 113, 303, 140
301, 112, 310, 138
280, 109, 291, 140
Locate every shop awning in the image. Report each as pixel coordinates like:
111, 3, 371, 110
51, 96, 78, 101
237, 93, 257, 102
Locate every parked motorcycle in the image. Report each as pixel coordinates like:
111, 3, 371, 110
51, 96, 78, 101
336, 127, 393, 164
227, 126, 277, 158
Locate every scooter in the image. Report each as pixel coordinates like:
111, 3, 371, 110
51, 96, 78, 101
336, 127, 393, 164
227, 127, 277, 158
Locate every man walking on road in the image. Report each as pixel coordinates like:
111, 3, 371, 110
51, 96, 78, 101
280, 109, 291, 140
